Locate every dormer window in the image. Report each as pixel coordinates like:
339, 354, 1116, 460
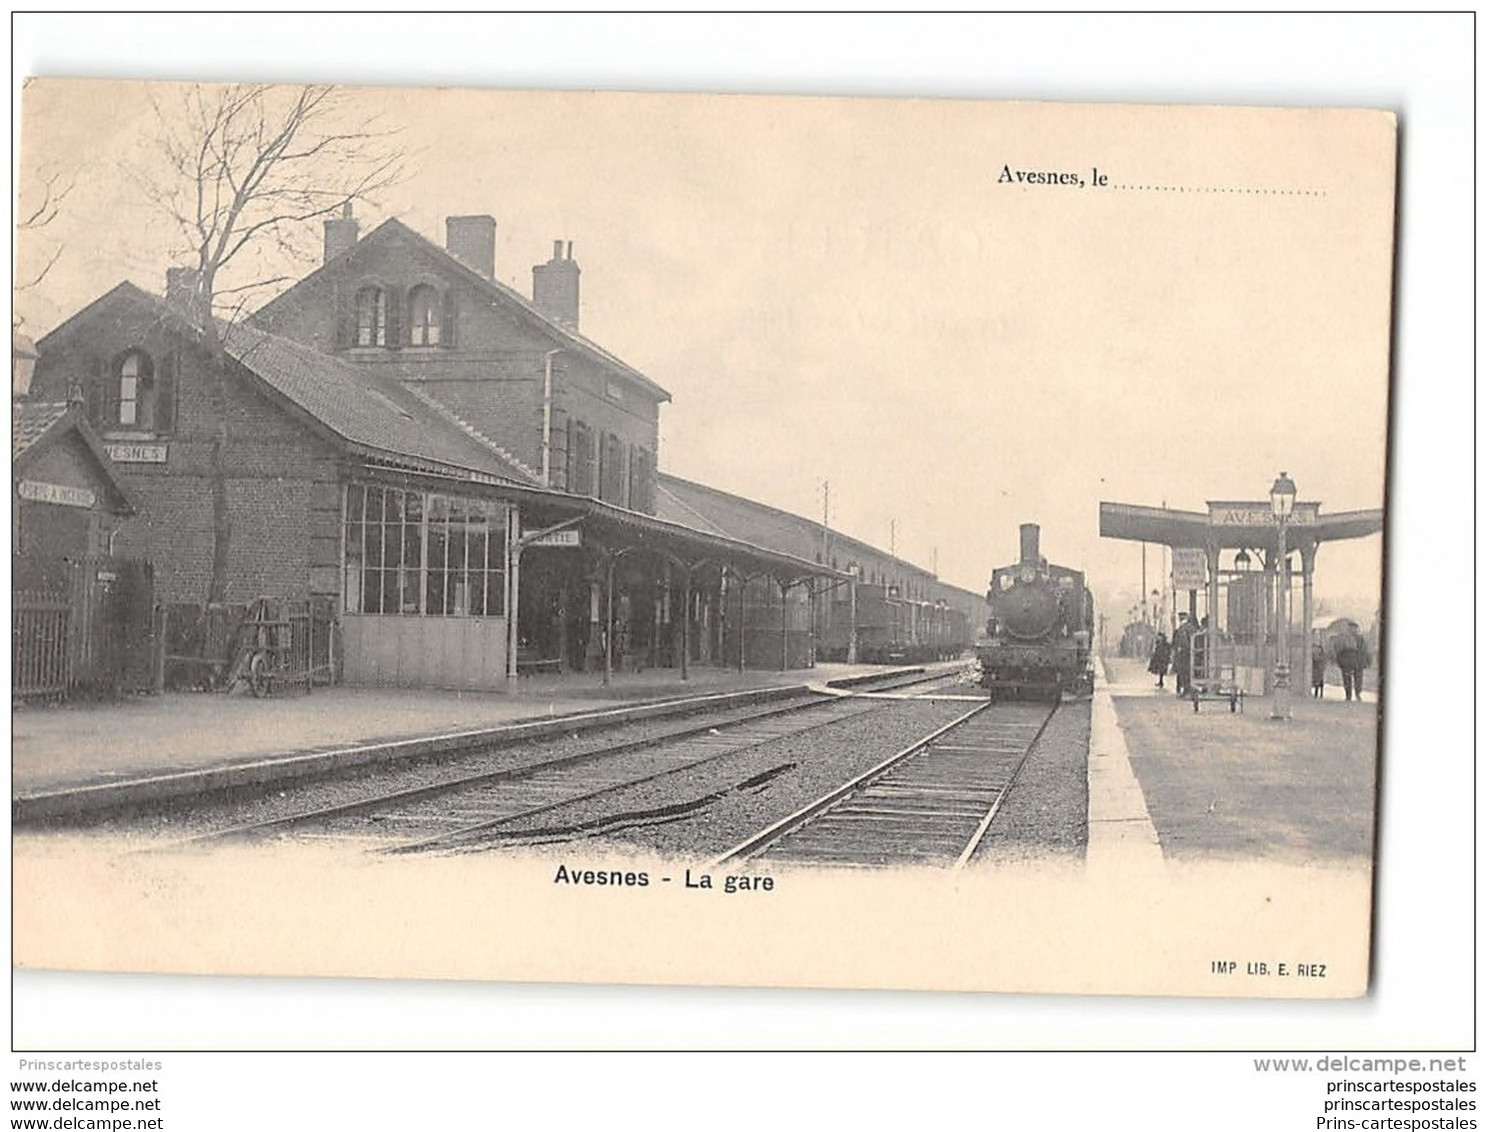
408, 285, 441, 346
355, 287, 386, 347
93, 349, 175, 435
117, 351, 150, 425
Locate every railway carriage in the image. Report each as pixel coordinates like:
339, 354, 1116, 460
975, 523, 1094, 699
818, 583, 972, 664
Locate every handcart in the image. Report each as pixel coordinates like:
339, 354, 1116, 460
221, 598, 304, 697
164, 597, 332, 695
1185, 628, 1244, 713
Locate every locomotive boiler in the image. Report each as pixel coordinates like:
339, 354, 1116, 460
975, 523, 1094, 699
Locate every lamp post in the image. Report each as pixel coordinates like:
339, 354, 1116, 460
1234, 548, 1252, 648
1269, 472, 1297, 720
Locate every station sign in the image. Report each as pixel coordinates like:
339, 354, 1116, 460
527, 528, 582, 549
1207, 501, 1319, 527
1172, 547, 1207, 589
18, 480, 95, 509
106, 442, 168, 464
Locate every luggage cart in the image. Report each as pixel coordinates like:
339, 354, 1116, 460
1186, 628, 1244, 713
220, 598, 312, 697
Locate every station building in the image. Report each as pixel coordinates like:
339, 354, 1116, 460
24, 209, 980, 690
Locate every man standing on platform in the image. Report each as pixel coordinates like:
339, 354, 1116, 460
1171, 612, 1194, 697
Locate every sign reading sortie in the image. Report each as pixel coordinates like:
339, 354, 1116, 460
527, 528, 582, 548
18, 479, 96, 509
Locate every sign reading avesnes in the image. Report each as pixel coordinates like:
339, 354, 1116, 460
1172, 547, 1207, 589
106, 442, 168, 464
1208, 502, 1319, 526
18, 480, 95, 509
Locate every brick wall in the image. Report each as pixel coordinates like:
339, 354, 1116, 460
252, 225, 663, 509
32, 301, 339, 606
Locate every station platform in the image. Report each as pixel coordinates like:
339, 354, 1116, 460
1090, 656, 1380, 867
13, 662, 935, 821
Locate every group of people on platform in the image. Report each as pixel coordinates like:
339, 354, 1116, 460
1145, 612, 1204, 696
1312, 628, 1373, 702
1146, 615, 1372, 701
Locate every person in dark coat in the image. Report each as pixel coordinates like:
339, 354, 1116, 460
1335, 628, 1370, 702
1311, 642, 1327, 698
1148, 631, 1171, 689
1170, 613, 1193, 696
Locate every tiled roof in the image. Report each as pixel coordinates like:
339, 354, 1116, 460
12, 400, 70, 460
656, 472, 983, 608
221, 320, 538, 484
656, 473, 831, 565
653, 478, 732, 538
11, 399, 136, 513
35, 282, 539, 485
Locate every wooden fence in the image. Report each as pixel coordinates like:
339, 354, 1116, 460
13, 589, 73, 699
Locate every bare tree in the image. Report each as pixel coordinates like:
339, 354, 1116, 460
141, 83, 401, 604
16, 168, 73, 292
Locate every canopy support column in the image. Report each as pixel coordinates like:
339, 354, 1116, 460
1300, 540, 1318, 692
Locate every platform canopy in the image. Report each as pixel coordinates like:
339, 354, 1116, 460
1099, 500, 1383, 554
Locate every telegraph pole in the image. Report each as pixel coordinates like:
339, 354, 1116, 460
821, 480, 830, 560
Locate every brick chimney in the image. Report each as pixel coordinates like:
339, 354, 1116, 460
323, 202, 359, 264
446, 215, 496, 279
532, 240, 581, 328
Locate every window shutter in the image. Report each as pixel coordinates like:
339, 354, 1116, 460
638, 448, 654, 513
334, 282, 352, 349
155, 350, 177, 433
85, 355, 104, 427
573, 422, 593, 496
101, 356, 120, 426
384, 285, 403, 349
440, 289, 457, 349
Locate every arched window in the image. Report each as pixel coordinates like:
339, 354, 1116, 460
115, 350, 154, 427
355, 286, 386, 347
408, 285, 440, 346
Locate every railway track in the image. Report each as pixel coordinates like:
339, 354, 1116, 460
182, 665, 971, 853
711, 700, 1057, 868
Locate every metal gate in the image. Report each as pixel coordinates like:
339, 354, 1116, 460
11, 555, 156, 699
13, 589, 72, 699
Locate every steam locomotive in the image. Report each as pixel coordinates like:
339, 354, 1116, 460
975, 523, 1094, 699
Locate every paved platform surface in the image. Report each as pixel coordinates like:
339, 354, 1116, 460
13, 662, 923, 810
1098, 656, 1380, 865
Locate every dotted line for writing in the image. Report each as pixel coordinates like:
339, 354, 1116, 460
1110, 183, 1327, 197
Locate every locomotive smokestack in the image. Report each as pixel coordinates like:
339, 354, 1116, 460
1019, 523, 1041, 565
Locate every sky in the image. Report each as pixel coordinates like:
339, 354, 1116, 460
15, 21, 1402, 622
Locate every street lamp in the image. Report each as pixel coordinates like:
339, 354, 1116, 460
1234, 549, 1253, 648
1269, 472, 1297, 720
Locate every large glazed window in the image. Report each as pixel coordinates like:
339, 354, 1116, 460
354, 286, 386, 347
408, 285, 441, 346
343, 484, 506, 617
115, 350, 152, 427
